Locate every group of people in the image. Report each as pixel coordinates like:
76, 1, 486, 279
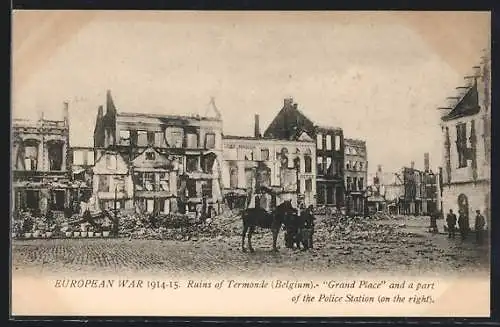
284, 204, 316, 251
446, 209, 486, 244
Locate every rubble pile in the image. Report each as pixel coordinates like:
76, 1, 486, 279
118, 209, 244, 241
315, 214, 423, 245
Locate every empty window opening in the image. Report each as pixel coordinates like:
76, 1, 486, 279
317, 156, 324, 175
186, 133, 198, 148
456, 123, 468, 168
326, 135, 332, 150
305, 179, 312, 192
201, 180, 212, 198
98, 175, 110, 192
201, 153, 216, 174
25, 190, 39, 210
147, 131, 155, 146
159, 173, 170, 192
304, 155, 312, 173
335, 135, 341, 151
326, 157, 333, 175
186, 180, 197, 198
316, 134, 323, 150
22, 140, 39, 171
48, 141, 63, 171
52, 190, 65, 211
205, 133, 216, 149
229, 166, 238, 189
186, 156, 199, 173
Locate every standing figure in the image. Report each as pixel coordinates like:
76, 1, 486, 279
446, 209, 457, 238
200, 197, 207, 223
458, 210, 469, 241
429, 210, 439, 233
474, 210, 486, 244
303, 205, 315, 250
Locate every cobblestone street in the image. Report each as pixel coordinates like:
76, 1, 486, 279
12, 216, 489, 277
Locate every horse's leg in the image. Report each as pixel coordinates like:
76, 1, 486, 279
248, 226, 255, 253
242, 224, 248, 252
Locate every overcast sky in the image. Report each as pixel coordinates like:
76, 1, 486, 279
12, 11, 490, 176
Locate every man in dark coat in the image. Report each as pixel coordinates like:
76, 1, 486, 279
474, 210, 486, 244
430, 210, 439, 233
458, 210, 469, 241
300, 205, 315, 250
446, 209, 457, 238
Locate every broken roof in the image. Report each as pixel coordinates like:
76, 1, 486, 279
441, 82, 480, 121
223, 134, 314, 144
117, 111, 221, 122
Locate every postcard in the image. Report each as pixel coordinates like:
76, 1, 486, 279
11, 10, 491, 318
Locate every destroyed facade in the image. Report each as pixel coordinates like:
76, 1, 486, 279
92, 91, 224, 215
344, 138, 368, 215
11, 103, 89, 216
222, 114, 317, 210
370, 158, 441, 216
439, 50, 491, 229
264, 97, 346, 208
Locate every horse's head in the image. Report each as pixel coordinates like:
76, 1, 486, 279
275, 200, 297, 227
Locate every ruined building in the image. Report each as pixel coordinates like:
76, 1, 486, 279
222, 115, 317, 210
11, 103, 86, 215
344, 138, 368, 215
438, 50, 491, 229
93, 91, 224, 215
264, 97, 345, 208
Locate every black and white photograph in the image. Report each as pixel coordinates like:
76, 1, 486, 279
10, 10, 491, 317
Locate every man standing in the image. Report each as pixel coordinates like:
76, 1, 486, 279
474, 210, 486, 244
304, 205, 316, 249
458, 210, 469, 241
446, 209, 457, 238
430, 210, 439, 233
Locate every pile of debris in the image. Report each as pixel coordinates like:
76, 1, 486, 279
315, 214, 422, 245
117, 208, 244, 241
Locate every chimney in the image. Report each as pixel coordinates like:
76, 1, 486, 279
63, 101, 69, 125
377, 164, 382, 173
410, 161, 415, 170
293, 103, 298, 110
284, 97, 294, 107
424, 153, 430, 172
472, 65, 481, 78
38, 110, 44, 121
254, 114, 261, 138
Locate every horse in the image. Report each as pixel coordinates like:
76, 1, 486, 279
241, 200, 295, 253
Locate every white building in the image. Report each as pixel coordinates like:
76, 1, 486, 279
439, 50, 491, 230
221, 115, 317, 209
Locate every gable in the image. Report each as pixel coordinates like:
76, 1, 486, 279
93, 152, 128, 175
297, 131, 314, 142
131, 147, 173, 169
264, 105, 315, 139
